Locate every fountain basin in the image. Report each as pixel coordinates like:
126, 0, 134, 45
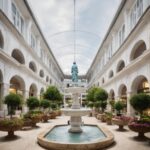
61, 108, 91, 116
37, 124, 114, 150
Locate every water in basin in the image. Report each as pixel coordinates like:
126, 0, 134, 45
45, 125, 106, 143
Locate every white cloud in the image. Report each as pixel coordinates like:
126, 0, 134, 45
28, 0, 121, 75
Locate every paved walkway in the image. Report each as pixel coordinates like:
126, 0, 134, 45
0, 116, 150, 150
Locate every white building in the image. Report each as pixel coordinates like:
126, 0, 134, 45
0, 0, 64, 110
87, 0, 150, 115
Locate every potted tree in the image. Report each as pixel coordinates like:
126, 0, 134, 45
112, 101, 131, 130
94, 88, 108, 122
43, 86, 63, 119
0, 93, 23, 138
24, 97, 41, 127
128, 93, 150, 139
40, 99, 50, 122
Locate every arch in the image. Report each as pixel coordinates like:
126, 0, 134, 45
130, 40, 146, 61
0, 30, 4, 49
29, 61, 37, 73
108, 70, 114, 78
118, 84, 127, 113
46, 76, 49, 82
131, 75, 149, 94
10, 75, 25, 95
116, 60, 125, 73
39, 70, 44, 78
29, 83, 37, 97
11, 49, 25, 64
109, 89, 115, 100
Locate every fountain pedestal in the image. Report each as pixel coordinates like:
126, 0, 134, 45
62, 88, 90, 133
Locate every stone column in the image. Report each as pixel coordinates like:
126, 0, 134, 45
1, 83, 9, 115
22, 90, 29, 114
127, 91, 135, 116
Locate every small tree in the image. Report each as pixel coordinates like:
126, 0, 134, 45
109, 100, 115, 112
86, 87, 99, 102
27, 97, 39, 110
43, 86, 62, 109
4, 93, 22, 119
114, 101, 124, 115
40, 99, 50, 109
94, 88, 108, 113
130, 93, 150, 118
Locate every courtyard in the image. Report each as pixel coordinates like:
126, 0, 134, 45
0, 116, 150, 150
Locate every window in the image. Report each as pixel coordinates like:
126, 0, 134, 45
30, 34, 36, 49
118, 24, 125, 46
11, 3, 24, 34
130, 0, 143, 29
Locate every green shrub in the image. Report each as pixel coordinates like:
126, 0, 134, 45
40, 99, 50, 109
4, 93, 22, 118
130, 93, 150, 116
0, 118, 23, 127
86, 87, 99, 102
26, 97, 39, 110
114, 101, 124, 115
94, 88, 108, 101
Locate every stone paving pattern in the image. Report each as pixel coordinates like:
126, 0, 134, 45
0, 116, 150, 150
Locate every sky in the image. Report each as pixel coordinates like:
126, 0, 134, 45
27, 0, 121, 75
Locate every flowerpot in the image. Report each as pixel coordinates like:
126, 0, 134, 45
128, 122, 150, 138
42, 114, 49, 123
106, 118, 112, 125
112, 118, 129, 130
0, 119, 23, 137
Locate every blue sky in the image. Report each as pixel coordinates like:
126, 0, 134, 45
28, 0, 121, 75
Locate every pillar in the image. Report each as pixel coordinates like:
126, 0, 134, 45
127, 91, 135, 116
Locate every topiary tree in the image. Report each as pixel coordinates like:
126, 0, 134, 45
43, 86, 62, 109
130, 93, 150, 118
114, 101, 124, 116
94, 88, 108, 113
86, 87, 99, 102
40, 99, 50, 109
26, 97, 39, 110
4, 93, 22, 119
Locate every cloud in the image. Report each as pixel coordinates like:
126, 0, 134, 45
27, 0, 121, 75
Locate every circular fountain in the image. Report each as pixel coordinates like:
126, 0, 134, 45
37, 62, 114, 149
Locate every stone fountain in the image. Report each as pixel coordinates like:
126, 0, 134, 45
37, 62, 114, 150
62, 87, 91, 133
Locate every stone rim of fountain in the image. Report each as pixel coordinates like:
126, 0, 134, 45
37, 123, 114, 150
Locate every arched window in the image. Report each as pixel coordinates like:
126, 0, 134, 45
109, 70, 114, 78
131, 75, 149, 94
130, 40, 146, 61
12, 49, 25, 64
46, 76, 49, 82
102, 78, 105, 84
39, 70, 44, 78
10, 75, 25, 95
29, 61, 37, 73
29, 83, 37, 97
116, 60, 125, 73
